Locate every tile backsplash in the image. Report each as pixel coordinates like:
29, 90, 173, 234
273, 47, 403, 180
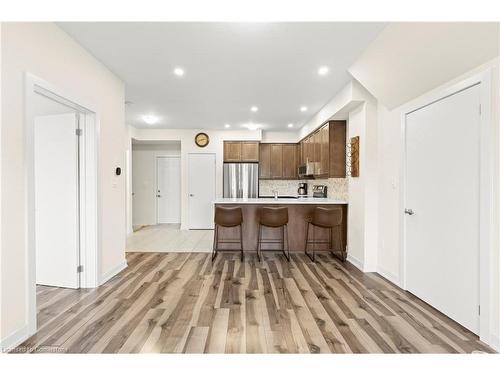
259, 178, 348, 201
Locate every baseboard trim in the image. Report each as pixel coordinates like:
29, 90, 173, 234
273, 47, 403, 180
376, 266, 401, 287
346, 254, 364, 271
0, 325, 29, 353
100, 260, 128, 285
488, 333, 500, 352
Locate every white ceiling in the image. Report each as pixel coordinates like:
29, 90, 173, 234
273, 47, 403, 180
58, 22, 386, 131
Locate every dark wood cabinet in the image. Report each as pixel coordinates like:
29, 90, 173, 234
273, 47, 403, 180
316, 124, 330, 177
282, 144, 297, 179
313, 130, 321, 166
224, 141, 259, 162
259, 143, 271, 179
224, 141, 242, 162
270, 144, 283, 178
241, 141, 259, 162
259, 143, 298, 180
329, 120, 346, 177
297, 121, 346, 178
258, 122, 345, 180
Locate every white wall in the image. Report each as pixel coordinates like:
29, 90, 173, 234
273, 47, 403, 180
1, 23, 126, 347
261, 131, 299, 143
0, 22, 3, 344
345, 85, 379, 272
132, 143, 181, 226
349, 22, 500, 109
350, 23, 500, 348
299, 81, 363, 140
129, 128, 261, 229
374, 59, 500, 348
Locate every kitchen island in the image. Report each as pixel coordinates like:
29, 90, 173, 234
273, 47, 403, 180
214, 197, 348, 260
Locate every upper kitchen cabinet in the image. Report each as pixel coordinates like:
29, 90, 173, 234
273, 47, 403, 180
224, 141, 241, 162
240, 141, 259, 162
259, 143, 298, 180
297, 120, 346, 178
270, 144, 284, 178
329, 120, 347, 177
259, 143, 271, 179
316, 123, 330, 177
223, 141, 259, 162
282, 144, 297, 179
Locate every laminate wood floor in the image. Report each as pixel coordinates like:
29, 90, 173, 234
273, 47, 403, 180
19, 252, 495, 353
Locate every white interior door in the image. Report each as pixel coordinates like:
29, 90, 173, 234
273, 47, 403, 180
34, 113, 80, 289
405, 84, 480, 333
157, 156, 181, 224
188, 153, 216, 229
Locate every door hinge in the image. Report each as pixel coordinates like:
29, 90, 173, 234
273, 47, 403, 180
77, 265, 83, 273
75, 128, 83, 136
478, 305, 481, 316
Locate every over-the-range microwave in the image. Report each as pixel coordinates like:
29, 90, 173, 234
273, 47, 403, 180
298, 162, 316, 179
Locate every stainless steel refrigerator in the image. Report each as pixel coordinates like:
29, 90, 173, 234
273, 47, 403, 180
223, 163, 259, 198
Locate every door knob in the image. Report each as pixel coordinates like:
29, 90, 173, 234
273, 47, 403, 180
404, 208, 414, 215
189, 194, 194, 197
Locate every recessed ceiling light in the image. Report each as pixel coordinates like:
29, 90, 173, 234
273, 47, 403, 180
250, 106, 258, 112
142, 115, 159, 125
224, 124, 231, 128
173, 67, 185, 77
246, 123, 259, 131
300, 106, 308, 112
318, 66, 329, 76
288, 123, 294, 128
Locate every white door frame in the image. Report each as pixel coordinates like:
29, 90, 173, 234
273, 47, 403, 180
24, 73, 100, 335
155, 155, 181, 224
399, 70, 493, 345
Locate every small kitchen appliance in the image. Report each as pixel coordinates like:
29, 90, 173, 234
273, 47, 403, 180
297, 182, 308, 196
312, 185, 328, 198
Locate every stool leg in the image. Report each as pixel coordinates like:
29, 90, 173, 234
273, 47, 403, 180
212, 224, 218, 262
337, 225, 346, 262
305, 222, 314, 262
329, 228, 332, 252
257, 224, 262, 262
312, 225, 316, 262
284, 224, 290, 261
239, 224, 244, 261
281, 226, 284, 259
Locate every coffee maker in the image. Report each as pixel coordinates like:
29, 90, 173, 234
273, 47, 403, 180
297, 182, 308, 196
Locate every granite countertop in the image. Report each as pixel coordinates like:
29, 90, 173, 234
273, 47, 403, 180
214, 197, 348, 205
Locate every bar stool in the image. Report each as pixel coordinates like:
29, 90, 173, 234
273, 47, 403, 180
212, 206, 244, 262
304, 207, 344, 262
257, 207, 290, 262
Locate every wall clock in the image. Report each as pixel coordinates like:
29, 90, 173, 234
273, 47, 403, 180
195, 132, 210, 148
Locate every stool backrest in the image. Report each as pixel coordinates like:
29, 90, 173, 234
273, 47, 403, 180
259, 206, 289, 227
214, 206, 243, 227
312, 207, 342, 228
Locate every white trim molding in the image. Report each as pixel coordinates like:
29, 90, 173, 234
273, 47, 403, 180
346, 253, 364, 271
376, 266, 400, 287
100, 260, 128, 285
489, 333, 500, 352
0, 325, 28, 353
24, 73, 101, 336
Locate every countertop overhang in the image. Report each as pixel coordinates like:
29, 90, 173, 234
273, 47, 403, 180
214, 197, 348, 205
